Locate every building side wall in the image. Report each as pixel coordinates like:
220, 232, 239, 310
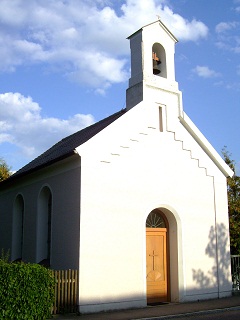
0, 156, 81, 270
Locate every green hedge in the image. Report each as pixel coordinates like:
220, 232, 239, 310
0, 260, 55, 320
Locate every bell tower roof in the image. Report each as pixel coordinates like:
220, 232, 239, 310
127, 19, 178, 43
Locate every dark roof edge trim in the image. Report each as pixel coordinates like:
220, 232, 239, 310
0, 151, 77, 188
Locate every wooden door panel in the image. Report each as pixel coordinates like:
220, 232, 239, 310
146, 228, 167, 303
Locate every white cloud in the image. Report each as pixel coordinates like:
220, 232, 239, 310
225, 82, 240, 91
192, 66, 221, 78
0, 92, 95, 159
215, 21, 240, 54
0, 0, 208, 92
237, 65, 240, 75
160, 6, 208, 42
233, 0, 240, 13
215, 21, 238, 33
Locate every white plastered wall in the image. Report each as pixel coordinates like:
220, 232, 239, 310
76, 99, 232, 313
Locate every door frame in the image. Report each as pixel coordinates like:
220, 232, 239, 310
145, 210, 170, 303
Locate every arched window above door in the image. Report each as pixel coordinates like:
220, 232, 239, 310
146, 210, 166, 228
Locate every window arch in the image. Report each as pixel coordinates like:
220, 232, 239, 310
37, 186, 52, 266
146, 209, 166, 228
152, 43, 167, 78
12, 194, 24, 261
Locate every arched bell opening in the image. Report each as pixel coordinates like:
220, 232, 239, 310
152, 43, 167, 78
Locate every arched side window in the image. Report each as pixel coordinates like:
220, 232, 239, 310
146, 210, 166, 228
12, 194, 24, 261
37, 186, 52, 266
152, 43, 167, 78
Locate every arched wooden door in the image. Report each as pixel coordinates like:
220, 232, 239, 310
146, 211, 168, 304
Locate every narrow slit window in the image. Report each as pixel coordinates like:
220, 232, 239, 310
159, 107, 163, 132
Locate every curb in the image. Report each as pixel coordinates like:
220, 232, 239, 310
135, 305, 240, 320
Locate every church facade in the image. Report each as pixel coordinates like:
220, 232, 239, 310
0, 21, 233, 313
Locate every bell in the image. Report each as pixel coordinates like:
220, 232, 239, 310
153, 60, 161, 75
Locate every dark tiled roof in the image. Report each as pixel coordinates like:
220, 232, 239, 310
2, 109, 126, 186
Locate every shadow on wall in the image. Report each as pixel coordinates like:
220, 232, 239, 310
192, 223, 231, 290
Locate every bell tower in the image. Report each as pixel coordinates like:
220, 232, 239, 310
126, 20, 179, 110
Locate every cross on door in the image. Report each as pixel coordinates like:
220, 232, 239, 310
149, 250, 158, 270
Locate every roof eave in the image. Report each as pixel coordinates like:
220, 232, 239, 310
0, 150, 77, 189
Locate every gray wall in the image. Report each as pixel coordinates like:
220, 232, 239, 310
0, 156, 81, 270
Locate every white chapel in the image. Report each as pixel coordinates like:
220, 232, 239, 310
0, 20, 233, 313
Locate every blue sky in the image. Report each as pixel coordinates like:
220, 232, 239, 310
0, 0, 239, 174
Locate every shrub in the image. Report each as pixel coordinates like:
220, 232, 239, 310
0, 260, 55, 320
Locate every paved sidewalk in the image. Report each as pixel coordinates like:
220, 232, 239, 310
53, 295, 240, 320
